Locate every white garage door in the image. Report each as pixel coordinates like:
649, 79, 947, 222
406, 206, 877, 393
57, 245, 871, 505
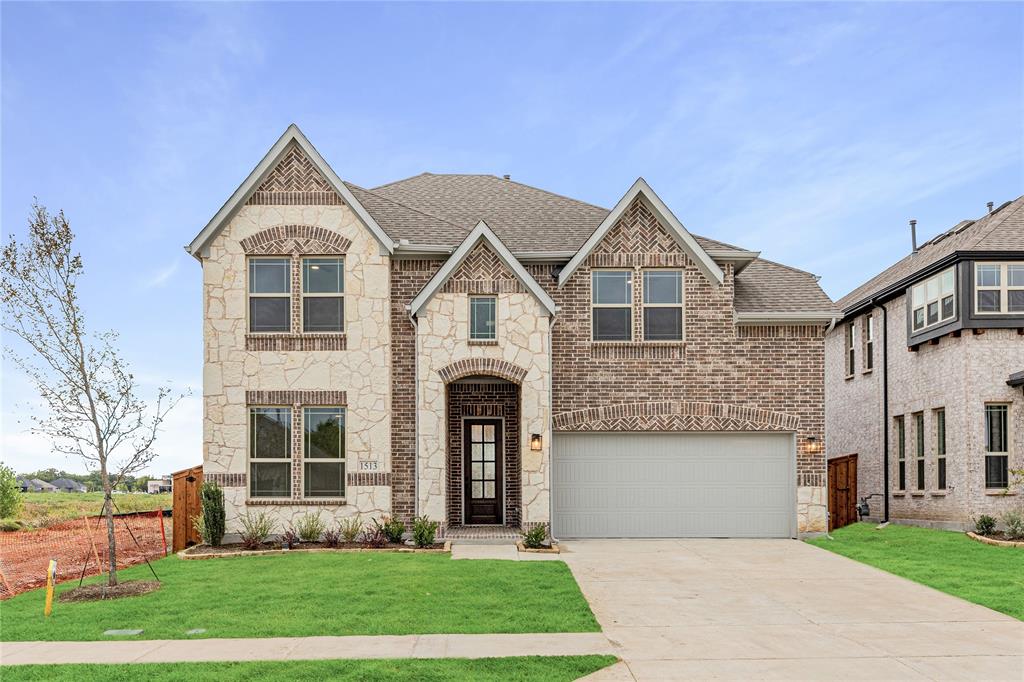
552, 432, 796, 538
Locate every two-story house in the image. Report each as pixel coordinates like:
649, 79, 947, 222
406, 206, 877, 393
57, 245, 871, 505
188, 125, 837, 540
826, 198, 1024, 531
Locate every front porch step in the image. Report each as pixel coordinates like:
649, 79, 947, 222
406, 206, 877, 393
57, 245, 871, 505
442, 525, 522, 545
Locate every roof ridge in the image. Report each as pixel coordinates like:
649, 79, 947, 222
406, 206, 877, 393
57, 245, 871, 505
345, 181, 467, 232
500, 176, 611, 213
369, 171, 434, 192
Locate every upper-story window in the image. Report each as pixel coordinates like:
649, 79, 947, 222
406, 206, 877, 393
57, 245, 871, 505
592, 270, 632, 341
910, 267, 955, 333
642, 270, 683, 341
302, 258, 344, 333
469, 296, 497, 341
975, 262, 1024, 315
844, 323, 855, 377
248, 258, 291, 333
863, 315, 874, 372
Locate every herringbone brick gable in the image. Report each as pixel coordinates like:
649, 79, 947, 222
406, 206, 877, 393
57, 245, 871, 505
246, 144, 343, 206
589, 196, 690, 268
441, 242, 526, 294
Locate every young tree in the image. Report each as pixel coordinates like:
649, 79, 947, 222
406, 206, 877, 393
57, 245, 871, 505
1, 204, 183, 585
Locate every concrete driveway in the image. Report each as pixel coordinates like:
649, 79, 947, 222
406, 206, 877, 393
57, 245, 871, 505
561, 539, 1024, 681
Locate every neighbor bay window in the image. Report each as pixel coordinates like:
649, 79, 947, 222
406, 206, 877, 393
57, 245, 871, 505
984, 404, 1009, 489
975, 262, 1024, 315
249, 407, 292, 497
304, 407, 345, 498
302, 257, 344, 333
911, 267, 955, 332
592, 270, 632, 341
642, 270, 683, 341
248, 258, 291, 333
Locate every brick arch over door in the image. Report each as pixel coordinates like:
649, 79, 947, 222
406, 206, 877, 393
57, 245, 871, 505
553, 401, 800, 432
437, 358, 529, 385
239, 224, 352, 255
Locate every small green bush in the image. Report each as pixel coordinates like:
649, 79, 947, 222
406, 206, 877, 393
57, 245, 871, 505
380, 515, 406, 543
974, 515, 997, 536
338, 516, 362, 543
0, 463, 23, 519
1001, 510, 1024, 540
240, 511, 276, 550
296, 512, 327, 542
198, 481, 225, 546
412, 515, 439, 548
522, 524, 548, 549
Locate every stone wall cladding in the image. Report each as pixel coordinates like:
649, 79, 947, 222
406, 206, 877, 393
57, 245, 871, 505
826, 297, 1023, 529
245, 144, 344, 206
446, 382, 521, 527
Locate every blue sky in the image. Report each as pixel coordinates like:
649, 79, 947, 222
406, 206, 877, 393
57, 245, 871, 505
2, 2, 1022, 475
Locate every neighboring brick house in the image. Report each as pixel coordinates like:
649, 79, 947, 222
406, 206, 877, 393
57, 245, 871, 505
825, 198, 1024, 530
188, 125, 837, 539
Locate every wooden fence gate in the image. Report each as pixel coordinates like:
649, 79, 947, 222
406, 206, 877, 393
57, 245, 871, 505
172, 465, 203, 552
828, 454, 858, 531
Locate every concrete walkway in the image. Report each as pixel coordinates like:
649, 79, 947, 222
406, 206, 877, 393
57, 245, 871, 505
0, 632, 613, 666
560, 539, 1024, 681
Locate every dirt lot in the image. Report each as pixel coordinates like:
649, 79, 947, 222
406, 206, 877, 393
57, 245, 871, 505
7, 492, 171, 530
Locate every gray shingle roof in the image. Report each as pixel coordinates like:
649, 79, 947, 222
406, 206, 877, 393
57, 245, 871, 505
350, 172, 836, 315
837, 196, 1024, 311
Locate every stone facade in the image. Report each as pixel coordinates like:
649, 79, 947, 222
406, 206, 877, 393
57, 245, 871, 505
826, 297, 1023, 530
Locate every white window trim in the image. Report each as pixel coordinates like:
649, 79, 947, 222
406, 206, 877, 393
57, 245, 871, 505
300, 257, 345, 334
641, 269, 684, 342
863, 315, 874, 372
248, 406, 292, 499
469, 295, 498, 341
934, 408, 947, 491
845, 322, 855, 377
591, 269, 633, 342
974, 262, 1024, 315
910, 266, 956, 333
247, 256, 292, 334
301, 406, 347, 500
895, 416, 906, 491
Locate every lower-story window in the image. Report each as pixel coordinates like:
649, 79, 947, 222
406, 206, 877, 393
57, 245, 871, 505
304, 407, 345, 498
935, 408, 947, 490
895, 416, 906, 491
985, 404, 1009, 489
914, 412, 925, 491
249, 407, 292, 497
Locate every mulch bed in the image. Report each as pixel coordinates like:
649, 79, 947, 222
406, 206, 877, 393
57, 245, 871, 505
180, 540, 450, 559
58, 580, 161, 603
966, 531, 1024, 548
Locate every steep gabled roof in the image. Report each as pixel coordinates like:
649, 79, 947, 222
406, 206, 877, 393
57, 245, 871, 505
187, 125, 394, 258
558, 178, 724, 287
410, 221, 556, 317
837, 196, 1024, 312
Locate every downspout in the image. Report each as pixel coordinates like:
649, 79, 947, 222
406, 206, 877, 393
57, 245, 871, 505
877, 299, 890, 523
547, 308, 558, 538
407, 306, 420, 519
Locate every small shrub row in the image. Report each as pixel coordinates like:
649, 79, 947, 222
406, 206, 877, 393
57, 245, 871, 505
974, 511, 1024, 540
230, 512, 442, 549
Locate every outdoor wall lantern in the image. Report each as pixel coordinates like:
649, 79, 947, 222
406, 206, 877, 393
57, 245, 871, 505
530, 433, 543, 451
806, 436, 823, 454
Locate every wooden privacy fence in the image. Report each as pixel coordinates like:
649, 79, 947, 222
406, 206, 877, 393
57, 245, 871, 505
172, 465, 203, 552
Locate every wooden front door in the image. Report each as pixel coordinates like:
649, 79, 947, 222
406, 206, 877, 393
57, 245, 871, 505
463, 419, 503, 525
828, 454, 858, 531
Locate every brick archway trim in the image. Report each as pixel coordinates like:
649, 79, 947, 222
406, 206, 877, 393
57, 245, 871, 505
553, 401, 800, 432
240, 224, 352, 255
437, 358, 528, 385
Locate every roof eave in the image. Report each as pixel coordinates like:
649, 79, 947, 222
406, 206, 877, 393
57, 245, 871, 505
735, 311, 840, 324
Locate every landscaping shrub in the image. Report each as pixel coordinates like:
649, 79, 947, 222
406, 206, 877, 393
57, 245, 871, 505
0, 463, 23, 519
412, 515, 439, 547
322, 527, 341, 548
522, 524, 548, 549
362, 518, 389, 547
296, 512, 327, 542
1001, 510, 1024, 540
1, 518, 24, 532
198, 481, 225, 546
281, 526, 300, 549
338, 516, 362, 543
380, 515, 406, 543
974, 515, 997, 536
239, 511, 276, 550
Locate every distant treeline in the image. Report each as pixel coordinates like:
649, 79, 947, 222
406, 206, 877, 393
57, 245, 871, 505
18, 468, 161, 493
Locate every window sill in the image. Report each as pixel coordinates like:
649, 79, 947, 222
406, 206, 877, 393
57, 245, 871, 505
910, 491, 926, 497
929, 490, 948, 497
247, 498, 347, 506
245, 333, 346, 351
892, 492, 906, 497
844, 374, 855, 381
984, 490, 1017, 497
468, 339, 499, 346
589, 341, 685, 360
861, 368, 873, 375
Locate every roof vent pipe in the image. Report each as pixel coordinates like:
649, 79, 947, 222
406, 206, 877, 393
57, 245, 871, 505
910, 219, 918, 253
503, 174, 510, 180
987, 201, 994, 214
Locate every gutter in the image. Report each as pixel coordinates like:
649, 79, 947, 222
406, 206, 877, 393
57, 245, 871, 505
734, 311, 841, 325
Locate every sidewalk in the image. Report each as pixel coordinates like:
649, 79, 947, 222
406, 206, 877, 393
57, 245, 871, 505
0, 633, 614, 666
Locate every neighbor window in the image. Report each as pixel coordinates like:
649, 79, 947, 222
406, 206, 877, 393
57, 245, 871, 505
248, 258, 291, 333
911, 267, 955, 332
470, 296, 497, 341
864, 315, 874, 371
895, 416, 906, 491
249, 407, 292, 497
642, 270, 683, 341
303, 407, 345, 498
914, 412, 925, 491
592, 270, 632, 341
975, 262, 1024, 314
845, 323, 855, 376
985, 404, 1009, 489
302, 257, 344, 333
935, 408, 946, 490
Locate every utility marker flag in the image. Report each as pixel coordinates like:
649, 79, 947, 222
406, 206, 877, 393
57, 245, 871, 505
44, 559, 57, 616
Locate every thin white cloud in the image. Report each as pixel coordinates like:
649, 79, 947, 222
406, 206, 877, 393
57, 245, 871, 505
143, 258, 179, 289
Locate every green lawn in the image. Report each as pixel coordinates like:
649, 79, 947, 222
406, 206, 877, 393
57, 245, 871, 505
809, 522, 1024, 620
0, 656, 618, 681
2, 552, 599, 641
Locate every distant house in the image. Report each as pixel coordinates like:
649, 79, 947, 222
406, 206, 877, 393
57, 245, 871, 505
147, 476, 172, 494
50, 478, 87, 493
15, 477, 29, 492
25, 478, 58, 493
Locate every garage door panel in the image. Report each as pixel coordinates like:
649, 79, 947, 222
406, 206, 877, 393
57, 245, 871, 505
553, 432, 794, 538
